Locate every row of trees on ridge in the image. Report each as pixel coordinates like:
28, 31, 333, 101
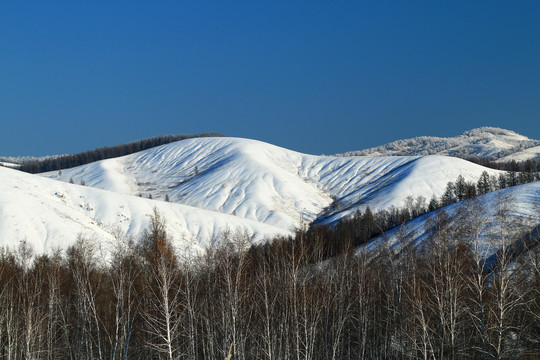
18, 133, 222, 173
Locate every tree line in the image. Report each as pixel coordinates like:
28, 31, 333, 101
18, 133, 222, 174
437, 169, 539, 208
466, 157, 540, 174
0, 198, 539, 360
315, 168, 540, 257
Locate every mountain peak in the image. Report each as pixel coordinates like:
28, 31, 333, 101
461, 127, 527, 139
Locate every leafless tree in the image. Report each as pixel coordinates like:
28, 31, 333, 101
65, 236, 106, 360
108, 237, 142, 360
140, 208, 182, 360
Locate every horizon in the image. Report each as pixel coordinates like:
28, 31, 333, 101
1, 125, 536, 162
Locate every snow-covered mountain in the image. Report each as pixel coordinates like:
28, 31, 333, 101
4, 133, 537, 256
0, 155, 59, 166
338, 127, 540, 161
36, 137, 500, 245
0, 165, 290, 255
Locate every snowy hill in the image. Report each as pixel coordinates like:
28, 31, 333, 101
0, 166, 290, 255
360, 181, 540, 259
43, 137, 502, 236
338, 127, 540, 161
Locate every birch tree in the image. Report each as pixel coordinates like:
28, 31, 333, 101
140, 208, 182, 360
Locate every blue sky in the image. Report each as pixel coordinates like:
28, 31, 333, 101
1, 1, 539, 156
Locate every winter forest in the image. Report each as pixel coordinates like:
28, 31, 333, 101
0, 189, 539, 360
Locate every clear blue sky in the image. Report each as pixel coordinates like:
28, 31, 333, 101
1, 1, 539, 156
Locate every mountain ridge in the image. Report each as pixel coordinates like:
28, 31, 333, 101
337, 127, 540, 161
41, 137, 502, 245
0, 128, 537, 256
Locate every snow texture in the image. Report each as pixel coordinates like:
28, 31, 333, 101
0, 165, 289, 256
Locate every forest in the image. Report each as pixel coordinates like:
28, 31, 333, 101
0, 191, 539, 360
315, 168, 540, 256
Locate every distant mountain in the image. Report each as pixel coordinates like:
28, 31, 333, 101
0, 161, 21, 169
338, 127, 540, 161
0, 155, 57, 166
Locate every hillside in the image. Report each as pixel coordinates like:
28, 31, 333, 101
338, 127, 540, 161
4, 134, 538, 256
360, 181, 540, 259
43, 137, 502, 231
0, 166, 289, 255
17, 132, 223, 173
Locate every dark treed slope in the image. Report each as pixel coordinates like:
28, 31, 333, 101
463, 156, 540, 173
0, 206, 537, 359
310, 170, 540, 259
18, 133, 223, 173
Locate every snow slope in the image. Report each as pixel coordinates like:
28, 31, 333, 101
360, 181, 540, 259
0, 166, 290, 255
43, 137, 502, 232
338, 127, 540, 161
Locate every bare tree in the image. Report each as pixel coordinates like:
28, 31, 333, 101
484, 193, 529, 359
65, 236, 106, 360
41, 250, 66, 360
108, 237, 142, 360
421, 209, 470, 359
140, 208, 182, 360
16, 241, 47, 360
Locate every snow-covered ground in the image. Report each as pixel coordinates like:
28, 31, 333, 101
360, 181, 540, 259
496, 145, 540, 163
0, 166, 289, 256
